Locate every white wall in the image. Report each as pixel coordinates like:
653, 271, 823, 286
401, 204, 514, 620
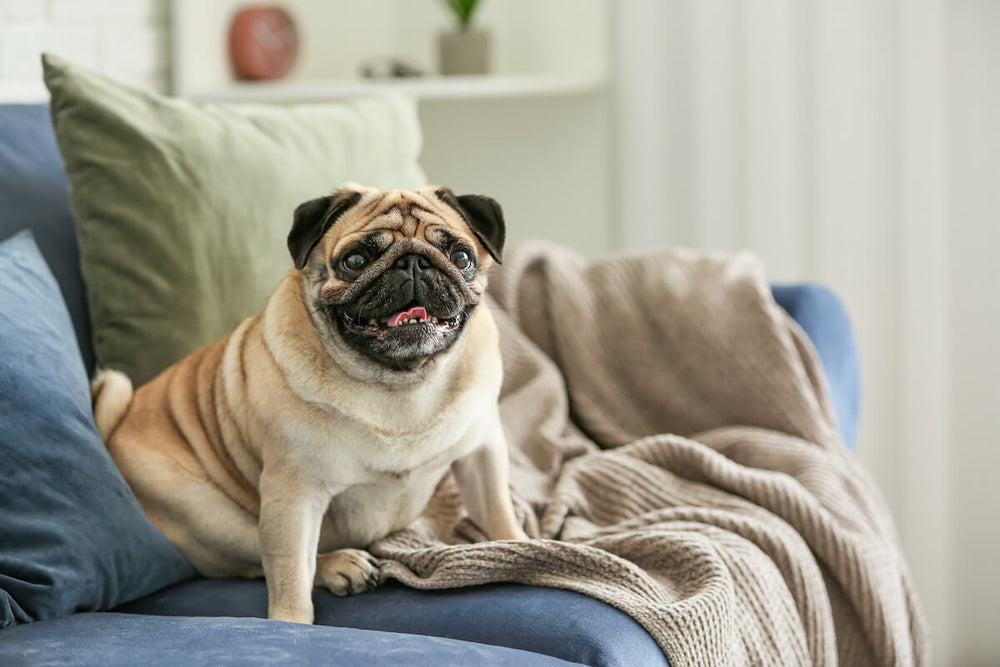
947, 2, 1000, 663
419, 94, 610, 259
389, 0, 611, 258
0, 0, 610, 258
0, 0, 168, 100
612, 0, 1000, 663
168, 0, 611, 259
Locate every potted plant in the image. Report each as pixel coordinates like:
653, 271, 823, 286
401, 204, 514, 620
438, 0, 491, 75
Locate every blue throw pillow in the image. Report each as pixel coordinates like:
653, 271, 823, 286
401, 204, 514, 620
0, 231, 195, 627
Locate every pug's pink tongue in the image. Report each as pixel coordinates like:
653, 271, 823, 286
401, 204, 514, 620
387, 306, 427, 327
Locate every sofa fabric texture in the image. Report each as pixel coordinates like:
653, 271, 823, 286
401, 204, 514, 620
0, 103, 93, 374
42, 54, 426, 386
117, 578, 667, 667
0, 231, 195, 628
0, 613, 582, 667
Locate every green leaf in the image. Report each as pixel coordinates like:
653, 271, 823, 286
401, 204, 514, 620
442, 0, 480, 28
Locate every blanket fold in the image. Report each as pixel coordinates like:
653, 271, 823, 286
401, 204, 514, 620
371, 242, 928, 666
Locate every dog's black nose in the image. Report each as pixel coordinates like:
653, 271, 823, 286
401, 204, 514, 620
394, 254, 432, 272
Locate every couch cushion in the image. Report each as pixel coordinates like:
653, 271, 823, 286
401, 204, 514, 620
0, 103, 94, 374
43, 54, 426, 386
117, 578, 667, 667
0, 231, 195, 628
0, 613, 581, 667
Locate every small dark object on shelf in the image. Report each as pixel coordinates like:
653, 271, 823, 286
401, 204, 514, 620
358, 57, 424, 79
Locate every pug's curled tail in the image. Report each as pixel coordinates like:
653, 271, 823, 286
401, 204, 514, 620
91, 369, 133, 442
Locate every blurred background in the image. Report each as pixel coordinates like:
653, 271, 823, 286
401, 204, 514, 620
1, 0, 997, 663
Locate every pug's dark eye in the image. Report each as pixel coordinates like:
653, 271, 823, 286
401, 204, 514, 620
342, 253, 367, 271
450, 249, 473, 270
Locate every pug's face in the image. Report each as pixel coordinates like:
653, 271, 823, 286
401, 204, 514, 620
287, 184, 505, 372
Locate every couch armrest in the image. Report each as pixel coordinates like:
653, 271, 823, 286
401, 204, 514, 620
771, 283, 860, 450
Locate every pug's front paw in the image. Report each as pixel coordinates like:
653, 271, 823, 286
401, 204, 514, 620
315, 548, 380, 597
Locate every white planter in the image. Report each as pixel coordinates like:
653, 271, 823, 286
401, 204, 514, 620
438, 29, 492, 75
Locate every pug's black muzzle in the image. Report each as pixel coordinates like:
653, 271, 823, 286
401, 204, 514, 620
321, 243, 479, 371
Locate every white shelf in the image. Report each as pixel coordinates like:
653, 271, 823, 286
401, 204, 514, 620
180, 75, 604, 103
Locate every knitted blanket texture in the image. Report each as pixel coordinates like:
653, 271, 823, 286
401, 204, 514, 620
371, 243, 928, 666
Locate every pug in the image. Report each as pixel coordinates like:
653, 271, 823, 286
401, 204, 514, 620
91, 184, 528, 625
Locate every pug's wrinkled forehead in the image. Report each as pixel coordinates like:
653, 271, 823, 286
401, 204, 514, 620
287, 184, 505, 274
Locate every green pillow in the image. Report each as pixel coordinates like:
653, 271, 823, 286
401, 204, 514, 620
43, 54, 425, 386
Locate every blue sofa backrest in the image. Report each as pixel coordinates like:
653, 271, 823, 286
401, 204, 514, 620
0, 103, 94, 373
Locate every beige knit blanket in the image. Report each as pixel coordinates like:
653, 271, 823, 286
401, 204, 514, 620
371, 243, 929, 666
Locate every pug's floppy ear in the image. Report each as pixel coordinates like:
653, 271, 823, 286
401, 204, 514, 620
287, 189, 362, 270
435, 188, 506, 264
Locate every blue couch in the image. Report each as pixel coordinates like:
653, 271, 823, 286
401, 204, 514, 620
0, 103, 859, 666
